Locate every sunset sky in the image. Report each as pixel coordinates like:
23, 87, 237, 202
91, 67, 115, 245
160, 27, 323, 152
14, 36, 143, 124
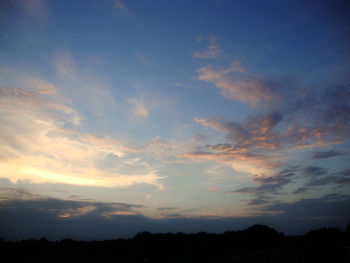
1, 0, 350, 240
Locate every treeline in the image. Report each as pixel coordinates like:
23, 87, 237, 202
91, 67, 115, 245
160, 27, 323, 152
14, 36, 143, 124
1, 225, 349, 262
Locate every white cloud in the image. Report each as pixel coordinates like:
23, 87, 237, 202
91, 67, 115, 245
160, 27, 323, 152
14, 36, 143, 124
0, 73, 164, 189
128, 97, 150, 121
54, 52, 116, 116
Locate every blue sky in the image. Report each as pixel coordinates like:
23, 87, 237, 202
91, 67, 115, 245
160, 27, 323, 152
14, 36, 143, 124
0, 0, 350, 239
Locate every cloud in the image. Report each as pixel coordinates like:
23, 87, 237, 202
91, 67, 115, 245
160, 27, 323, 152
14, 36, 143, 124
185, 81, 350, 202
184, 113, 286, 174
311, 150, 346, 159
1, 193, 349, 239
308, 175, 350, 186
135, 52, 155, 65
103, 0, 127, 11
128, 97, 150, 121
0, 83, 80, 126
13, 0, 47, 17
231, 166, 299, 196
112, 0, 126, 10
193, 33, 221, 59
127, 92, 170, 123
142, 137, 187, 163
0, 187, 41, 201
231, 163, 350, 200
193, 45, 221, 59
187, 83, 350, 172
0, 193, 149, 239
302, 166, 328, 177
336, 168, 350, 176
0, 189, 145, 218
293, 167, 350, 193
244, 197, 270, 206
264, 194, 350, 221
0, 73, 164, 189
158, 207, 178, 211
197, 62, 281, 104
54, 52, 116, 115
194, 112, 283, 151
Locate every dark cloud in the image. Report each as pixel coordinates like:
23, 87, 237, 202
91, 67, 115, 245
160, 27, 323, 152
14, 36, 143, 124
182, 208, 198, 213
1, 194, 349, 239
309, 176, 350, 186
0, 187, 41, 200
0, 189, 145, 221
245, 198, 270, 206
293, 187, 309, 195
336, 168, 350, 176
311, 150, 346, 159
231, 166, 299, 196
303, 166, 328, 177
158, 207, 178, 211
264, 194, 350, 219
231, 164, 350, 201
158, 207, 198, 218
259, 194, 350, 233
293, 167, 350, 194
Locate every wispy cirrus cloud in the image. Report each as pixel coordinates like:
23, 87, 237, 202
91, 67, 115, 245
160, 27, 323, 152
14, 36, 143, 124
13, 0, 47, 17
293, 167, 350, 194
54, 52, 116, 115
104, 0, 127, 11
0, 71, 164, 189
135, 52, 155, 66
193, 45, 221, 59
197, 62, 281, 105
302, 166, 328, 177
311, 150, 346, 159
231, 166, 299, 197
127, 93, 173, 124
193, 34, 221, 59
128, 97, 151, 122
111, 0, 126, 11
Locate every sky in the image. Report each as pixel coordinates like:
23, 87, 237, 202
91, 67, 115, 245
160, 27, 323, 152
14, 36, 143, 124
0, 0, 350, 240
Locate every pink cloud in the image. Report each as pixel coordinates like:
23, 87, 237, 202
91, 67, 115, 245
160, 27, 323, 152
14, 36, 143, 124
197, 62, 279, 105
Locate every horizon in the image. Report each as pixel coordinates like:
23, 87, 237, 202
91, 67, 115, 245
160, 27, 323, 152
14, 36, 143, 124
1, 223, 348, 242
1, 0, 350, 241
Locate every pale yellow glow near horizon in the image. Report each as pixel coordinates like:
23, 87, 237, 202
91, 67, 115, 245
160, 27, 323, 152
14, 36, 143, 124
0, 164, 164, 189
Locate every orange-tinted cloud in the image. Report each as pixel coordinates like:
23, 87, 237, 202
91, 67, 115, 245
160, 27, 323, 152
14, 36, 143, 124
0, 79, 164, 189
197, 62, 278, 104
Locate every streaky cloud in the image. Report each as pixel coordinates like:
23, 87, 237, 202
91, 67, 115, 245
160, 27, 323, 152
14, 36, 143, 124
0, 74, 164, 189
1, 193, 349, 240
187, 83, 350, 176
197, 62, 281, 104
311, 150, 346, 159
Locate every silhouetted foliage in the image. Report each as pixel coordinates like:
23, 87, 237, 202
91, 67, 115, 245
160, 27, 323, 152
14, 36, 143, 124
1, 224, 349, 262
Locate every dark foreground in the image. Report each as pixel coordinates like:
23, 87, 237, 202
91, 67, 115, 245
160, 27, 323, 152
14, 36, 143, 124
1, 225, 350, 263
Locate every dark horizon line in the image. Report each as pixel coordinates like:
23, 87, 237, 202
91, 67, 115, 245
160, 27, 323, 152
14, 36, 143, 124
2, 223, 349, 242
